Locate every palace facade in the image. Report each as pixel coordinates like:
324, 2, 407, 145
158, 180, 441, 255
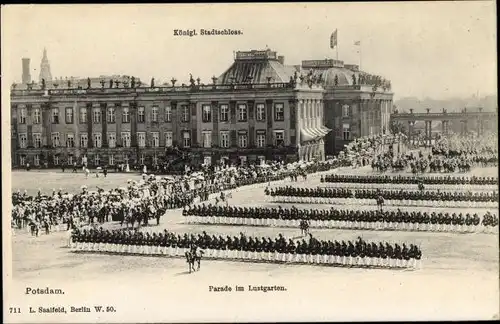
10, 49, 393, 168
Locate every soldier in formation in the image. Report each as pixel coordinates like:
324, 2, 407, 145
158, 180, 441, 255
183, 204, 498, 233
70, 229, 423, 269
266, 186, 498, 204
321, 174, 498, 186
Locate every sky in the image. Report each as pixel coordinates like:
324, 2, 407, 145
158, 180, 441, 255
2, 2, 497, 100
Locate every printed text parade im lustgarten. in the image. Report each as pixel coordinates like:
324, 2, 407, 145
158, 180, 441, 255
173, 29, 243, 37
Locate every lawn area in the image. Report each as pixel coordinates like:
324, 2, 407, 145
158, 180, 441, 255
11, 170, 146, 196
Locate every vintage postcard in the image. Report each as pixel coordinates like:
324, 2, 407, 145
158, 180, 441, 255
2, 2, 498, 323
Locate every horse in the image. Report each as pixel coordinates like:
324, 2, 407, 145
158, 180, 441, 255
29, 222, 39, 237
299, 220, 310, 237
185, 249, 204, 273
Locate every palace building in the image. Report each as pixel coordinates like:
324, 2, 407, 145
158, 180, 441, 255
10, 48, 393, 168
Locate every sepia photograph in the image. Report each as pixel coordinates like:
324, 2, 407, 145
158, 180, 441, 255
2, 2, 498, 323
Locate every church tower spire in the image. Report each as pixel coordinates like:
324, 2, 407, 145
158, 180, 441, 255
39, 48, 52, 82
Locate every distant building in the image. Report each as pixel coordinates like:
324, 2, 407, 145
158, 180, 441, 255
10, 48, 394, 168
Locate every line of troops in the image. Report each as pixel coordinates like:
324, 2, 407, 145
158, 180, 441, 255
266, 186, 499, 203
321, 174, 498, 185
182, 205, 499, 233
69, 228, 423, 269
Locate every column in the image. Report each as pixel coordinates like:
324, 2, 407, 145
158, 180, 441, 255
427, 120, 432, 146
248, 100, 255, 147
408, 121, 414, 146
101, 103, 108, 147
265, 99, 273, 146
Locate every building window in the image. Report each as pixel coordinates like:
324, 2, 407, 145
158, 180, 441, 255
256, 132, 266, 148
220, 131, 229, 148
93, 108, 101, 124
108, 132, 116, 148
138, 132, 146, 147
219, 104, 229, 122
274, 130, 284, 146
34, 154, 40, 166
33, 133, 42, 148
51, 132, 60, 147
20, 155, 26, 166
122, 107, 130, 123
165, 106, 172, 122
139, 154, 145, 165
33, 108, 41, 124
121, 132, 131, 147
183, 131, 191, 148
165, 131, 173, 147
343, 123, 350, 140
181, 105, 190, 122
19, 133, 27, 148
152, 106, 159, 122
53, 155, 59, 166
202, 105, 211, 123
68, 155, 73, 165
151, 132, 159, 147
165, 132, 173, 147
66, 133, 75, 148
94, 154, 100, 166
93, 133, 102, 148
80, 133, 88, 148
109, 154, 114, 166
52, 107, 59, 124
138, 106, 145, 123
256, 103, 265, 121
238, 104, 247, 122
238, 133, 248, 148
202, 131, 212, 148
107, 107, 115, 123
19, 108, 27, 124
80, 107, 87, 123
274, 103, 284, 121
342, 104, 350, 117
65, 107, 74, 124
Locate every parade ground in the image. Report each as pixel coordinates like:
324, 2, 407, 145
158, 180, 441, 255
8, 167, 500, 322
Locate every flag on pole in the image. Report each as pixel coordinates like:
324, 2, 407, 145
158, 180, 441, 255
354, 40, 361, 46
330, 30, 338, 49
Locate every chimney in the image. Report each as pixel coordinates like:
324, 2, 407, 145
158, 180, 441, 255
22, 58, 31, 84
278, 55, 285, 65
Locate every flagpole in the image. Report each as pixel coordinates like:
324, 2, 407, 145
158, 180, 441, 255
359, 44, 362, 70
